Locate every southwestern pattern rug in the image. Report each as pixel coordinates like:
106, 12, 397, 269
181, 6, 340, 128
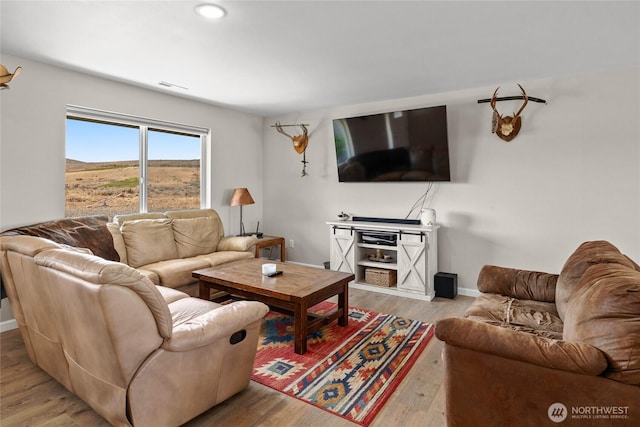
251, 302, 434, 426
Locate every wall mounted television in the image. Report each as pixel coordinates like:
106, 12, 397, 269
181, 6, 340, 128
333, 105, 450, 182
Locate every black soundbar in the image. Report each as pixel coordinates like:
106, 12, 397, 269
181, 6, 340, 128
351, 216, 421, 225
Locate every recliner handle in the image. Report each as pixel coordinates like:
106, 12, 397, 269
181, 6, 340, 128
229, 330, 247, 345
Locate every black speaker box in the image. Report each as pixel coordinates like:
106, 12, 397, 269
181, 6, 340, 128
435, 272, 458, 299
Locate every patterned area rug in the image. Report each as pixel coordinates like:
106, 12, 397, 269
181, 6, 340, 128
251, 302, 434, 426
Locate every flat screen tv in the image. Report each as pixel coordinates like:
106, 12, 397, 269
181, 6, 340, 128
333, 105, 450, 182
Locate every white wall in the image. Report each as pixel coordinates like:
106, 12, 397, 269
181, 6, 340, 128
1, 56, 638, 324
263, 68, 640, 295
0, 54, 264, 322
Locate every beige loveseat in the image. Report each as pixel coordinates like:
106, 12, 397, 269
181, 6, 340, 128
0, 235, 269, 426
107, 208, 258, 295
435, 241, 640, 426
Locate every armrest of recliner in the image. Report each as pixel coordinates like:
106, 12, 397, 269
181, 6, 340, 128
217, 235, 259, 252
163, 300, 269, 351
477, 265, 558, 302
435, 317, 607, 375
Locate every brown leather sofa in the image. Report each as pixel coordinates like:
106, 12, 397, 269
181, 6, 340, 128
435, 240, 640, 426
0, 235, 269, 426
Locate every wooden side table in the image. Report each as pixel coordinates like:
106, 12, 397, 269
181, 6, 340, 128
255, 235, 286, 261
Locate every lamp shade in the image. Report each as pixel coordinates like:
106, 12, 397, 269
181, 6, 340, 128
230, 188, 255, 206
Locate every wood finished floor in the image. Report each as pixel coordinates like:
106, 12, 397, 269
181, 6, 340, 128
0, 289, 473, 426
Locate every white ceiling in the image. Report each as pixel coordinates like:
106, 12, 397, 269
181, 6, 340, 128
1, 1, 639, 116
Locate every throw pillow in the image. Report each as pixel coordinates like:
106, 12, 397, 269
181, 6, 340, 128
563, 263, 640, 385
171, 216, 222, 258
121, 219, 178, 268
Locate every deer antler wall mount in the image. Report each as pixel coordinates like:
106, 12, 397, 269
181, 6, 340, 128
0, 64, 22, 90
489, 84, 529, 142
272, 122, 310, 177
477, 85, 546, 142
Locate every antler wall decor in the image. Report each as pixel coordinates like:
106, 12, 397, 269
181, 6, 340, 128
0, 64, 22, 90
490, 84, 528, 142
477, 84, 546, 142
272, 122, 310, 177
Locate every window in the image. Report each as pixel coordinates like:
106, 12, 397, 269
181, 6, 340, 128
65, 105, 209, 219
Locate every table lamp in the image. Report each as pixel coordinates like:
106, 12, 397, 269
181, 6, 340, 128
230, 187, 255, 236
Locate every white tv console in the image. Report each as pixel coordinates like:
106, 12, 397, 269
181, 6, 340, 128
327, 220, 438, 301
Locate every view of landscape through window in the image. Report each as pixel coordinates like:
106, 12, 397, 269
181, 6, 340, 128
65, 118, 201, 219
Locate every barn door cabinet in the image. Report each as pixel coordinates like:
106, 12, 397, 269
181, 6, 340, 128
327, 220, 438, 301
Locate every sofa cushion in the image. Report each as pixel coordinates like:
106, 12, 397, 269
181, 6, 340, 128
465, 293, 563, 340
563, 263, 640, 385
164, 208, 220, 220
121, 219, 178, 268
556, 240, 635, 321
113, 212, 165, 225
155, 286, 190, 304
139, 257, 211, 288
172, 217, 222, 258
195, 250, 254, 266
476, 265, 558, 303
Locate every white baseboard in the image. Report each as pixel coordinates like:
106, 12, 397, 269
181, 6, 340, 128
289, 261, 482, 299
1, 318, 18, 332
457, 287, 481, 297
286, 260, 324, 269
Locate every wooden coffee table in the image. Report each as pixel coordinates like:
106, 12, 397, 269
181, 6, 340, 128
193, 259, 354, 354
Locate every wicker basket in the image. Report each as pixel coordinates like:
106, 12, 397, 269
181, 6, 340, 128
365, 268, 397, 287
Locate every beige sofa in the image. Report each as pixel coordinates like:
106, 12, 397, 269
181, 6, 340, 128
0, 208, 271, 425
435, 241, 640, 426
107, 208, 258, 295
0, 235, 269, 426
0, 209, 259, 297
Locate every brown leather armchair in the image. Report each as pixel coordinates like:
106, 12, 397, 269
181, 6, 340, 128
1, 235, 269, 426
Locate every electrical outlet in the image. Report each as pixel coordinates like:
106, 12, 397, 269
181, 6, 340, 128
289, 239, 294, 248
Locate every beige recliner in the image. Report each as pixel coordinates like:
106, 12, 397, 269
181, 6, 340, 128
0, 235, 269, 426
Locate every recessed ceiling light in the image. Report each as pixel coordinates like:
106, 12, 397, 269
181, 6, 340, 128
195, 3, 226, 19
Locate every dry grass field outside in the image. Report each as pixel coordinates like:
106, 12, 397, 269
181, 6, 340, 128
65, 159, 199, 219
